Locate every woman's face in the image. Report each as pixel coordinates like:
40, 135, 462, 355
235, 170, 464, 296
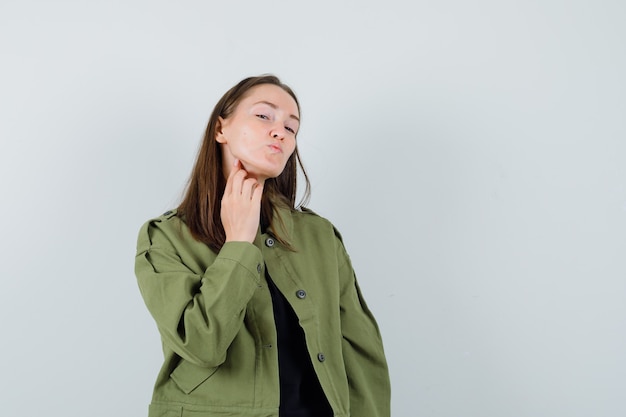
216, 84, 300, 183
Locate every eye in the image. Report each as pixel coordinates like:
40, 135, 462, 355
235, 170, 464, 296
256, 114, 270, 120
285, 126, 296, 134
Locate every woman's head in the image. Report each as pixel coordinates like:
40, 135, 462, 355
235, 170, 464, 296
178, 75, 310, 251
216, 82, 300, 182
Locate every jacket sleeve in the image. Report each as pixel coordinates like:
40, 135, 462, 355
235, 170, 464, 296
134, 219, 264, 368
336, 233, 391, 417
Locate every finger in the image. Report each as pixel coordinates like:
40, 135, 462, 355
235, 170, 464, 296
241, 178, 259, 200
230, 169, 248, 196
224, 159, 240, 196
251, 181, 264, 204
226, 159, 247, 196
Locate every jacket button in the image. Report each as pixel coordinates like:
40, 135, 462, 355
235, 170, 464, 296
317, 353, 326, 362
265, 237, 275, 247
256, 264, 262, 273
296, 290, 306, 299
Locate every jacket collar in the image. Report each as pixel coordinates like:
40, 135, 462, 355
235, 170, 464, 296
254, 204, 296, 249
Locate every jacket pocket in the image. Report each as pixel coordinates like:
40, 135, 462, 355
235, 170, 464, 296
170, 360, 219, 395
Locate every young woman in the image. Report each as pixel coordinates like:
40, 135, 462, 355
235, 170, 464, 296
135, 75, 390, 417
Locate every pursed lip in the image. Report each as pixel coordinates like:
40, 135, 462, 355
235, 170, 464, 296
268, 143, 282, 153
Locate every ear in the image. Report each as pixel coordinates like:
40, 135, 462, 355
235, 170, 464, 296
215, 116, 227, 144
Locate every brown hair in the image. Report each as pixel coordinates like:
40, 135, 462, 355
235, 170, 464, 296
177, 75, 311, 252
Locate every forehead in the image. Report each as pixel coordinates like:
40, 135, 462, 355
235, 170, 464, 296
240, 84, 299, 116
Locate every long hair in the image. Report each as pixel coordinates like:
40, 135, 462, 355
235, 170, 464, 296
178, 75, 311, 252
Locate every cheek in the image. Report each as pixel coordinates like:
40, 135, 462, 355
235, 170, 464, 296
287, 139, 297, 156
228, 130, 250, 150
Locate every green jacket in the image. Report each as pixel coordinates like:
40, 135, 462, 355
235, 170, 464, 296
135, 207, 390, 417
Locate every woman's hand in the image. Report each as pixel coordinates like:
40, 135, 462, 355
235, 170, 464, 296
220, 159, 264, 243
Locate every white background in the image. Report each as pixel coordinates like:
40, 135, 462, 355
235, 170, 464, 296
1, 1, 625, 416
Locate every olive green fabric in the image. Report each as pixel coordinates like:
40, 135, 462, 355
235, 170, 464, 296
135, 207, 390, 417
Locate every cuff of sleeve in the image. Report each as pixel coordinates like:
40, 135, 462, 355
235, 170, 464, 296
215, 241, 264, 283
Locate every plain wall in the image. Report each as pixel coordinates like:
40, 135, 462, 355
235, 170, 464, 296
1, 0, 624, 416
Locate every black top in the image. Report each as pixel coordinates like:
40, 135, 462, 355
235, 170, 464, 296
266, 273, 333, 417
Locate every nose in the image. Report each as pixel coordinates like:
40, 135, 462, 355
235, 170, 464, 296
270, 125, 285, 140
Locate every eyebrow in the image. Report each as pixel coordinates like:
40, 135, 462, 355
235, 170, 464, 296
254, 100, 300, 122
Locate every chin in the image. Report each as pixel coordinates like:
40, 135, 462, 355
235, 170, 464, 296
258, 171, 284, 181
247, 165, 287, 180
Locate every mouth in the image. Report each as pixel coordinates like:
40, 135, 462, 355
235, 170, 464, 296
268, 144, 282, 153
